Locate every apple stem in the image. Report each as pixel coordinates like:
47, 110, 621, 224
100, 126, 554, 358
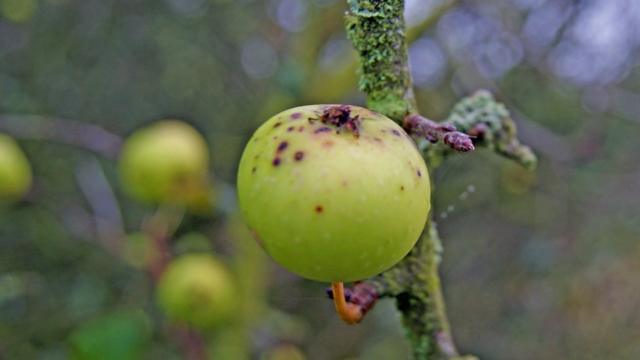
331, 282, 363, 324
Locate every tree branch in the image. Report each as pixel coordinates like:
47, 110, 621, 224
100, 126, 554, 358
343, 1, 469, 359
420, 90, 537, 169
345, 0, 417, 121
0, 114, 122, 160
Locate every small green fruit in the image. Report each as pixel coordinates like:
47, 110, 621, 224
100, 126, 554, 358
0, 133, 32, 200
237, 105, 430, 282
119, 120, 212, 208
261, 344, 306, 360
156, 254, 235, 329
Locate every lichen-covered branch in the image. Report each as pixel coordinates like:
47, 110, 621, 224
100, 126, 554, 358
420, 90, 537, 169
345, 0, 417, 121
342, 1, 537, 359
344, 1, 467, 359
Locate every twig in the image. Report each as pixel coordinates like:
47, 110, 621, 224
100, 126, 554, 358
432, 90, 537, 169
0, 114, 122, 159
404, 114, 474, 152
75, 158, 126, 256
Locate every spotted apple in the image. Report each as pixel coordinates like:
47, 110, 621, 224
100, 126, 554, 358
237, 105, 430, 282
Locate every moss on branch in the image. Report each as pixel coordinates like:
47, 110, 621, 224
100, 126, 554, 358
343, 1, 534, 360
346, 0, 416, 121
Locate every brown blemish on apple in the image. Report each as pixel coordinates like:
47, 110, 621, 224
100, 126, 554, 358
277, 141, 289, 152
417, 169, 422, 177
294, 151, 304, 161
322, 140, 334, 148
320, 105, 361, 136
315, 205, 324, 213
291, 112, 302, 120
287, 126, 294, 132
314, 127, 331, 134
273, 122, 282, 128
298, 126, 305, 132
272, 157, 281, 166
391, 129, 401, 137
252, 167, 257, 174
400, 185, 405, 191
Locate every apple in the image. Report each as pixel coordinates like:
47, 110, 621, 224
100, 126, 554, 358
118, 120, 211, 209
237, 105, 430, 282
156, 254, 235, 329
0, 133, 32, 201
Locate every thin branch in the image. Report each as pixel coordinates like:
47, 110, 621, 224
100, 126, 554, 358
421, 90, 537, 169
0, 114, 122, 159
75, 158, 126, 256
404, 114, 474, 152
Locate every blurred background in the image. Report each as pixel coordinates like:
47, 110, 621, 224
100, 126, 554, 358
1, 0, 639, 359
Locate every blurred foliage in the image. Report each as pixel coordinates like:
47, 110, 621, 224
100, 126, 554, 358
1, 0, 640, 359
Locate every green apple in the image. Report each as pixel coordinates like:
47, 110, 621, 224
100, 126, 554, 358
237, 105, 430, 282
156, 254, 236, 329
118, 120, 212, 208
0, 133, 32, 200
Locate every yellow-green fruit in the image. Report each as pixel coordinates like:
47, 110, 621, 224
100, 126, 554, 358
0, 134, 32, 200
237, 105, 430, 282
261, 344, 306, 360
119, 120, 211, 207
156, 254, 235, 329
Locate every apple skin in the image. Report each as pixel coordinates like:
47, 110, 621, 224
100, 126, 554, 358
0, 134, 32, 201
118, 120, 211, 207
237, 105, 430, 282
156, 254, 236, 329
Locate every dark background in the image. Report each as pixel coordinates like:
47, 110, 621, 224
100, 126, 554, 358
1, 0, 639, 359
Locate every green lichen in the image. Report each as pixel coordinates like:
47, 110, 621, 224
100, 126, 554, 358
346, 0, 416, 121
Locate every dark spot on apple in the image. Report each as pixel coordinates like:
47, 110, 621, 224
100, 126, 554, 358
272, 157, 281, 166
277, 141, 289, 152
400, 185, 405, 191
417, 169, 422, 177
373, 137, 383, 143
287, 126, 294, 132
273, 122, 282, 128
391, 129, 401, 136
291, 112, 302, 119
294, 151, 304, 161
315, 205, 324, 213
298, 126, 305, 132
314, 127, 331, 134
252, 167, 257, 174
